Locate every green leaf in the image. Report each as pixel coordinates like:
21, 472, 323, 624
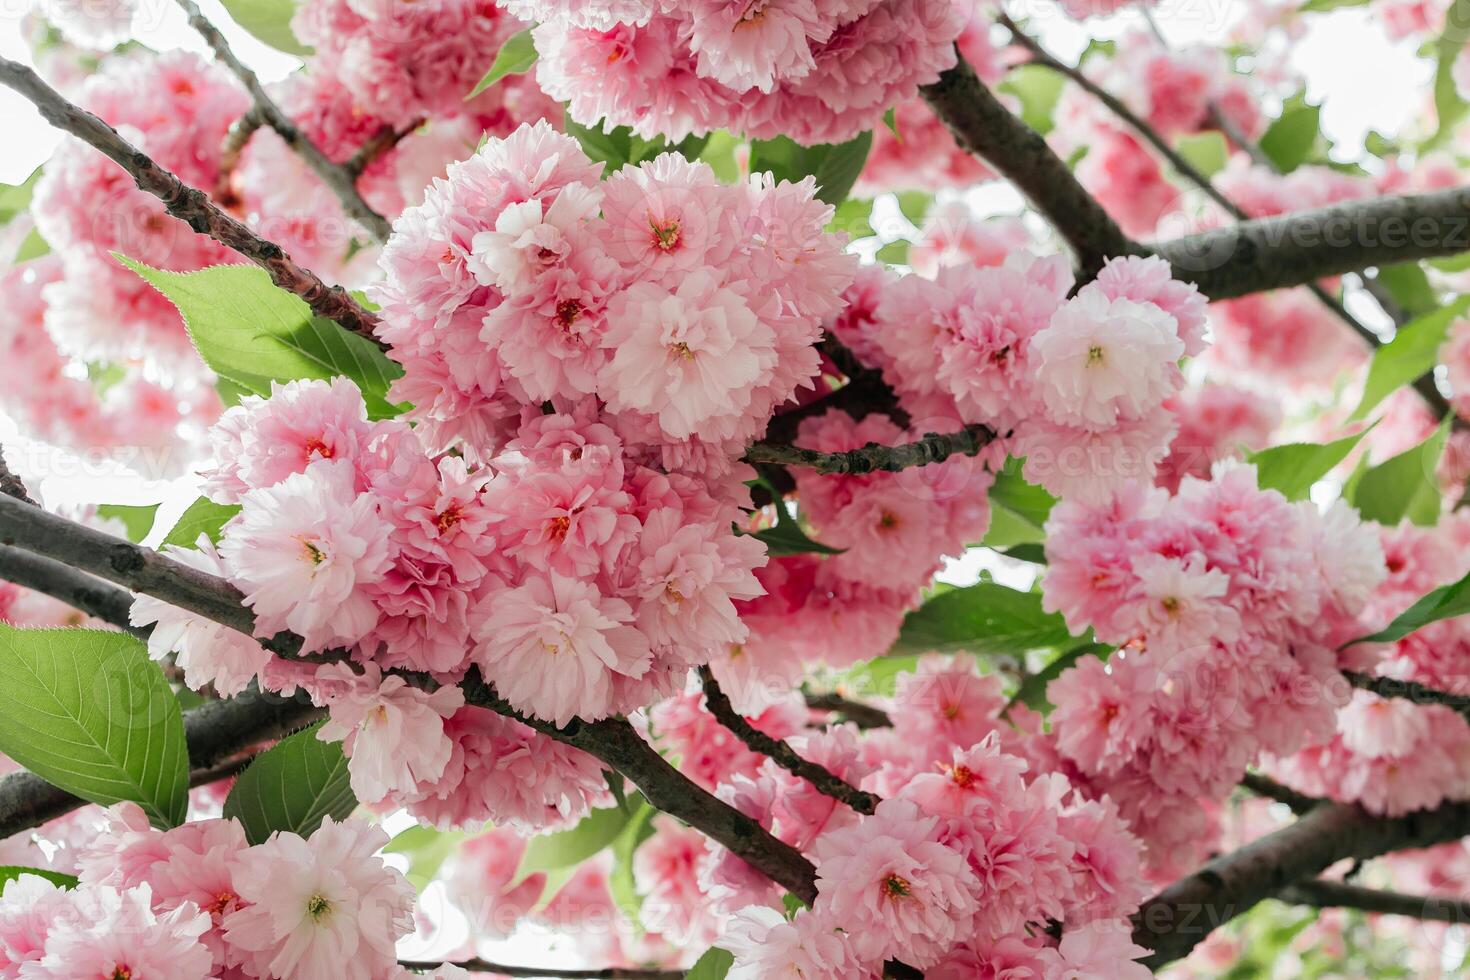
1259, 95, 1323, 172
998, 64, 1066, 135
14, 227, 49, 263
466, 28, 537, 99
1245, 427, 1373, 501
562, 114, 670, 177
161, 497, 240, 550
1299, 0, 1369, 10
608, 800, 656, 928
699, 130, 742, 183
747, 132, 874, 206
827, 198, 875, 240
890, 583, 1080, 658
688, 947, 735, 980
117, 258, 404, 420
1376, 263, 1440, 317
746, 489, 844, 557
0, 168, 41, 226
1347, 565, 1470, 646
882, 107, 899, 137
517, 804, 636, 883
875, 240, 910, 265
0, 866, 79, 890
782, 891, 809, 916
1175, 131, 1230, 178
385, 825, 470, 890
1347, 416, 1452, 526
982, 462, 1057, 548
1350, 295, 1470, 421
219, 0, 313, 56
96, 503, 160, 543
1008, 643, 1112, 714
0, 626, 188, 828
895, 190, 933, 226
1428, 10, 1470, 149
223, 721, 357, 846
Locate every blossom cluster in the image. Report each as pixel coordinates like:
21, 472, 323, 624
1040, 464, 1386, 871
523, 0, 966, 144
1273, 515, 1470, 816
633, 658, 1153, 974
0, 805, 467, 980
838, 251, 1206, 503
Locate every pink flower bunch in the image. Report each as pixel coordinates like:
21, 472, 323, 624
1156, 383, 1281, 492
526, 0, 966, 144
1204, 288, 1369, 386
30, 52, 249, 374
1, 805, 415, 980
1089, 31, 1265, 140
702, 717, 1152, 974
1444, 317, 1470, 419
1040, 465, 1386, 870
291, 0, 531, 130
855, 252, 1205, 503
905, 204, 1036, 278
1273, 515, 1470, 816
372, 121, 855, 474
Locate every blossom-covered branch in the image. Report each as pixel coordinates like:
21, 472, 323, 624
1278, 878, 1470, 924
920, 51, 1136, 275
0, 688, 321, 841
745, 422, 996, 475
1344, 670, 1470, 717
1133, 796, 1470, 967
700, 667, 880, 815
0, 55, 383, 343
173, 0, 392, 241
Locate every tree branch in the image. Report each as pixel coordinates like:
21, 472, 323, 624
803, 691, 893, 730
1133, 797, 1470, 968
0, 544, 147, 639
1239, 771, 1321, 815
0, 56, 384, 344
345, 119, 423, 179
0, 688, 320, 840
1153, 186, 1470, 299
745, 423, 996, 476
1278, 878, 1470, 924
1344, 671, 1470, 717
700, 667, 879, 815
173, 0, 392, 242
0, 449, 35, 505
920, 49, 1137, 276
398, 960, 683, 979
0, 493, 341, 663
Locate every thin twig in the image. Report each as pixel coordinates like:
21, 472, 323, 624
0, 56, 383, 343
1239, 771, 1321, 815
745, 423, 995, 476
1278, 878, 1470, 924
345, 119, 423, 178
700, 667, 879, 815
173, 0, 392, 242
803, 691, 893, 730
216, 106, 266, 204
